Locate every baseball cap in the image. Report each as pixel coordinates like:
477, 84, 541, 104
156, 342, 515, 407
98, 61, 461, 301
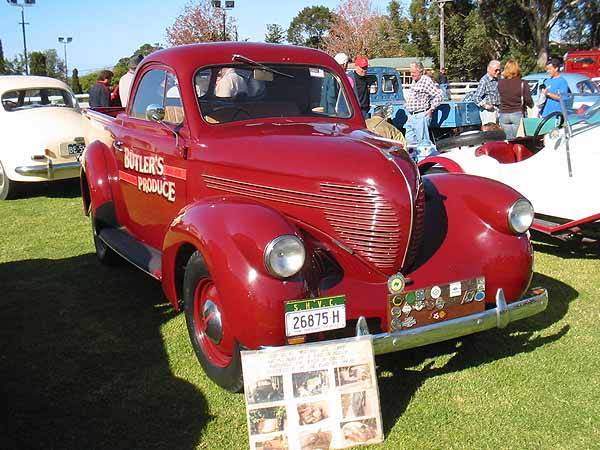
334, 52, 349, 65
355, 55, 369, 69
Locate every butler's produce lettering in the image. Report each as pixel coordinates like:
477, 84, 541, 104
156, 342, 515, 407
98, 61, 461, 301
124, 148, 176, 202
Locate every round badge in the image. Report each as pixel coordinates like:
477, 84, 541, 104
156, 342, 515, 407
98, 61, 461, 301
474, 291, 485, 302
392, 295, 403, 306
430, 285, 442, 299
405, 291, 416, 305
387, 273, 406, 294
391, 306, 402, 317
391, 317, 403, 331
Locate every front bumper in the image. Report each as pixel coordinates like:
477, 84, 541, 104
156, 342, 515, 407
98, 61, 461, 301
15, 160, 80, 179
355, 288, 548, 355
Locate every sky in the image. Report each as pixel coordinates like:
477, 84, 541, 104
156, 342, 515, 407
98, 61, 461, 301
1, 0, 392, 75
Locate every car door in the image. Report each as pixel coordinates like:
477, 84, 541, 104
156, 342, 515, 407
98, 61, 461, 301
113, 66, 189, 249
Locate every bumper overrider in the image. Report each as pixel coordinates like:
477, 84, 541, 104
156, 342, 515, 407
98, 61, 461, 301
15, 160, 80, 178
356, 287, 548, 355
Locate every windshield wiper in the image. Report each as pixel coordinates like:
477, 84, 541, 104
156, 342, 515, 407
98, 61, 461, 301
232, 54, 294, 79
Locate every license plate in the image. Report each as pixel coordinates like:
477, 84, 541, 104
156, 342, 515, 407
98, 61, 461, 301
285, 295, 346, 337
67, 143, 85, 155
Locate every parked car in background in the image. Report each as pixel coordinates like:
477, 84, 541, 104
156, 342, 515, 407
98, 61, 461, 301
524, 72, 600, 112
0, 76, 85, 200
360, 66, 481, 137
564, 49, 600, 79
419, 94, 600, 247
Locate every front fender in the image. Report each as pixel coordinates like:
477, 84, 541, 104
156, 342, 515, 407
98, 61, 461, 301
410, 174, 533, 304
162, 199, 307, 349
80, 140, 113, 219
418, 156, 464, 174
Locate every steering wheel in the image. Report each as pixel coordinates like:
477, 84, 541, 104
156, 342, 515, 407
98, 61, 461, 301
212, 106, 251, 122
533, 111, 565, 137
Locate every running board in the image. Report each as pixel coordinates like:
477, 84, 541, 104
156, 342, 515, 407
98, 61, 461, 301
98, 227, 162, 279
533, 213, 600, 235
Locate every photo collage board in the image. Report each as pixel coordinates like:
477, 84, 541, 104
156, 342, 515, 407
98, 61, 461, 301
241, 336, 383, 450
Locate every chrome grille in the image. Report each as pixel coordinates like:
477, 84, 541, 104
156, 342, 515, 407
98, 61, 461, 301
320, 183, 401, 270
404, 181, 425, 270
202, 175, 403, 271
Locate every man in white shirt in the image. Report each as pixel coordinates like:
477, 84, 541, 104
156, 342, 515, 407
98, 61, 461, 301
215, 68, 248, 98
119, 55, 143, 107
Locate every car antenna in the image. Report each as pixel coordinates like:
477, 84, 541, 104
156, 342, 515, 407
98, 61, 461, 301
232, 54, 294, 79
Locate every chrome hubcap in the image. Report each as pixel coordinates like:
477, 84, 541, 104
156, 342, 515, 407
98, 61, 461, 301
202, 299, 223, 344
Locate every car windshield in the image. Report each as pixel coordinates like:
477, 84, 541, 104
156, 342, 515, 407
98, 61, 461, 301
195, 64, 353, 124
1, 87, 76, 112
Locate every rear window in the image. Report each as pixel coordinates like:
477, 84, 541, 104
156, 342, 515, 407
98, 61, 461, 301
195, 64, 353, 124
1, 88, 75, 112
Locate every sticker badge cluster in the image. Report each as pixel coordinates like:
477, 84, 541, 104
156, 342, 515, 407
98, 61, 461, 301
388, 276, 486, 331
241, 336, 384, 450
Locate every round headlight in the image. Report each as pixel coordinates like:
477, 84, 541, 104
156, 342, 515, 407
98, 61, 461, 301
508, 198, 534, 234
264, 235, 306, 278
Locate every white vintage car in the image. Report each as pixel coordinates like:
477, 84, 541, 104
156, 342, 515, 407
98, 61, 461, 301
0, 75, 85, 199
419, 94, 600, 246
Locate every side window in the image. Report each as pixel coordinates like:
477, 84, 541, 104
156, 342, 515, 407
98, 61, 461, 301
366, 75, 378, 94
382, 75, 399, 93
577, 80, 598, 94
130, 69, 166, 120
164, 72, 185, 124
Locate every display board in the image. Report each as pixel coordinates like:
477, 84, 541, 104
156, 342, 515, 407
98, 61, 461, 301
241, 336, 383, 450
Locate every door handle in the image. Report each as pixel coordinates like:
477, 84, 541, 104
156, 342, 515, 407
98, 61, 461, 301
113, 140, 124, 152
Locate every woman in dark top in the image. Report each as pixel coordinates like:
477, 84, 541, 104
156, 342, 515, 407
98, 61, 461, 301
498, 59, 533, 140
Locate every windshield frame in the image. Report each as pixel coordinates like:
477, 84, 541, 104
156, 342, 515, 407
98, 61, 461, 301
192, 63, 355, 125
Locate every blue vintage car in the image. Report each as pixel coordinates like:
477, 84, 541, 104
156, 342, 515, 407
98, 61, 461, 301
358, 67, 481, 135
523, 72, 600, 108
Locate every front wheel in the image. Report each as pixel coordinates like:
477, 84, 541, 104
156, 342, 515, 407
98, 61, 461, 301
0, 161, 19, 200
183, 251, 243, 392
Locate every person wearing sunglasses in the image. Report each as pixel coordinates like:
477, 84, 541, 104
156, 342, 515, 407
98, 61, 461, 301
474, 60, 502, 126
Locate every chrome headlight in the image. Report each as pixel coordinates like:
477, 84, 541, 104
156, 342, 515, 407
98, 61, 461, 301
508, 198, 534, 234
264, 235, 306, 278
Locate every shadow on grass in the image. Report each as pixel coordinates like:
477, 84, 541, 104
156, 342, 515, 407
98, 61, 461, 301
0, 254, 209, 450
376, 272, 575, 434
10, 178, 81, 200
532, 240, 600, 260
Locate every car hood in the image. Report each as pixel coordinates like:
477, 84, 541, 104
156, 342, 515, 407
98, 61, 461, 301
195, 122, 423, 275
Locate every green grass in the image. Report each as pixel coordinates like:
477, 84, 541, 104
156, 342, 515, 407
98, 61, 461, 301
1, 181, 599, 450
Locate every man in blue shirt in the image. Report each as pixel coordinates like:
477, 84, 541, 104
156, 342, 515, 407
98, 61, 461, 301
542, 58, 569, 117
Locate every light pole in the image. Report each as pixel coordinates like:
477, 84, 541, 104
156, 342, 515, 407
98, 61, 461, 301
58, 36, 72, 81
437, 0, 453, 72
212, 0, 235, 41
6, 0, 36, 75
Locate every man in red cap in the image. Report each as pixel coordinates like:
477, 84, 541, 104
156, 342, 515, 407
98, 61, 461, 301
351, 55, 370, 118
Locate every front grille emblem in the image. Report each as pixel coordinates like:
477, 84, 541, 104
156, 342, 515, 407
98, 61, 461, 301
387, 273, 406, 294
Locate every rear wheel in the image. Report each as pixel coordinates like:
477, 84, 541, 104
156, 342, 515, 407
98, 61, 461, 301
0, 161, 19, 200
183, 251, 243, 392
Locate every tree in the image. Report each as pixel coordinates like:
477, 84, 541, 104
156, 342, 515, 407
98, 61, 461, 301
71, 68, 82, 94
324, 0, 385, 57
43, 49, 66, 80
80, 71, 100, 93
265, 24, 285, 43
166, 0, 237, 46
385, 0, 411, 55
4, 54, 25, 75
112, 43, 162, 83
287, 6, 333, 49
558, 0, 600, 49
29, 51, 48, 76
511, 0, 583, 67
408, 0, 434, 57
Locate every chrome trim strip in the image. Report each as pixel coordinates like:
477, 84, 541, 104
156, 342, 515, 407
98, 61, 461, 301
370, 288, 548, 355
15, 161, 80, 178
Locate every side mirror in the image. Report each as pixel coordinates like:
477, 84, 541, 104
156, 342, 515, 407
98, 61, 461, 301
146, 104, 165, 122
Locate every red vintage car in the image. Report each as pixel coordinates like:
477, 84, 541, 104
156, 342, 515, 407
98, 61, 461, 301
80, 43, 548, 391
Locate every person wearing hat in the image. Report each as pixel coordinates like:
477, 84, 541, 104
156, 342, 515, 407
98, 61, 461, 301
334, 52, 355, 89
321, 52, 356, 115
119, 54, 144, 107
351, 55, 371, 119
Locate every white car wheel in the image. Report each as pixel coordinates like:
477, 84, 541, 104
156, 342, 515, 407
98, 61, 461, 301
0, 161, 18, 200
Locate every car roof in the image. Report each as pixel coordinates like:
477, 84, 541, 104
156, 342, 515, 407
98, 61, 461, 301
0, 75, 72, 94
